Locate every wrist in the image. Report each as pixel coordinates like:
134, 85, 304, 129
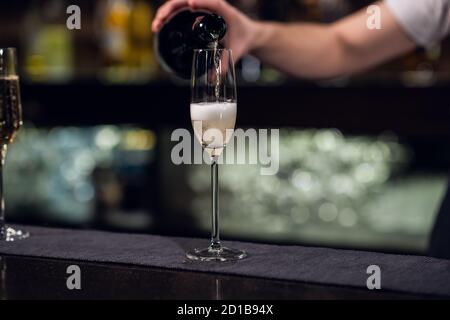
248, 21, 274, 54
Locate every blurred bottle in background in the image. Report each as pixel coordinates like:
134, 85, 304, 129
401, 45, 441, 87
98, 0, 132, 81
23, 0, 74, 82
128, 0, 158, 81
98, 0, 157, 83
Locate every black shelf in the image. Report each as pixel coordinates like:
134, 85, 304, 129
21, 81, 450, 137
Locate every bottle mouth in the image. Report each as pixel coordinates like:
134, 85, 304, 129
192, 13, 227, 43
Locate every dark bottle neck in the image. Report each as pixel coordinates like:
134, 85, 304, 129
155, 10, 227, 79
192, 14, 227, 45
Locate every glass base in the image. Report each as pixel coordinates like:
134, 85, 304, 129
186, 246, 247, 262
2, 227, 30, 241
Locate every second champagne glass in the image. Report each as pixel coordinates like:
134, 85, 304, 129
0, 48, 29, 241
187, 48, 246, 262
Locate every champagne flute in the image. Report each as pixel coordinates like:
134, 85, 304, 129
0, 48, 29, 241
187, 48, 246, 261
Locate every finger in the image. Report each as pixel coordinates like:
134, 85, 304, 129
188, 0, 222, 13
152, 0, 189, 32
188, 0, 221, 9
153, 0, 187, 31
188, 0, 235, 22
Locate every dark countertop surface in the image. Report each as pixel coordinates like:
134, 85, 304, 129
0, 255, 441, 300
0, 225, 449, 300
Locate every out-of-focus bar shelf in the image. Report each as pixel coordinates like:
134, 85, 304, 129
22, 81, 450, 135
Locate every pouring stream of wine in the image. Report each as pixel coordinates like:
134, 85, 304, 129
213, 41, 221, 101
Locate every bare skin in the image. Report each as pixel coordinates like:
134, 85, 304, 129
152, 0, 416, 79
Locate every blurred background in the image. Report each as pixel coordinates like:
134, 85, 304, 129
1, 0, 449, 254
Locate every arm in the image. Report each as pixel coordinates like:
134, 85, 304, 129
153, 0, 416, 79
250, 1, 416, 78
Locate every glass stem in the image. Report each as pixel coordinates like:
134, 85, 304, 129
210, 157, 221, 251
0, 144, 6, 240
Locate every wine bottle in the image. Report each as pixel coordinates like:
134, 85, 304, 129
154, 9, 227, 79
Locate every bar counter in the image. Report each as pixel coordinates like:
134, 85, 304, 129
0, 225, 449, 300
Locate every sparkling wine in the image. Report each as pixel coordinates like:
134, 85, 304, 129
155, 10, 227, 79
0, 76, 23, 146
191, 102, 236, 157
212, 41, 221, 100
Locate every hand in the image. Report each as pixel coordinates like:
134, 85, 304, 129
152, 0, 260, 62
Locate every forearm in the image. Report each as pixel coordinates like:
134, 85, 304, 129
249, 2, 416, 79
250, 22, 347, 79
